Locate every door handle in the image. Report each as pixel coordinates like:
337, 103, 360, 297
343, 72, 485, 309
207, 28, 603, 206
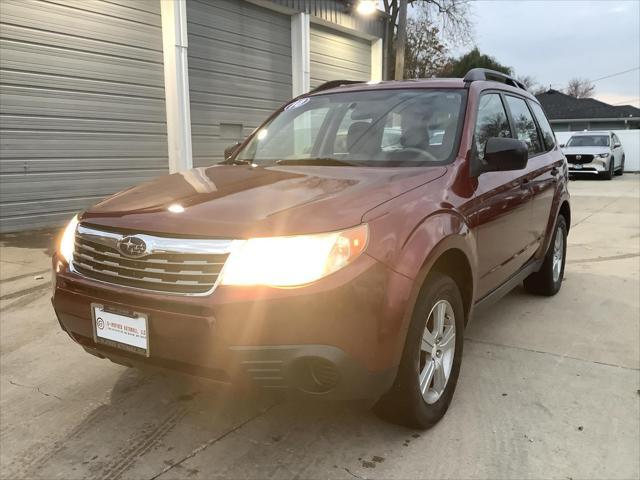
520, 178, 530, 189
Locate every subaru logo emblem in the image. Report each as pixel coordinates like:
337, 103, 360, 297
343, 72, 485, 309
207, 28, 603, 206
117, 236, 148, 258
576, 155, 582, 160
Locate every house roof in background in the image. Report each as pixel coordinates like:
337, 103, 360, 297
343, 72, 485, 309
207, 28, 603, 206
535, 89, 640, 120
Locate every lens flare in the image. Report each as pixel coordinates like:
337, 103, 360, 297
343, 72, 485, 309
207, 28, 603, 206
221, 224, 368, 287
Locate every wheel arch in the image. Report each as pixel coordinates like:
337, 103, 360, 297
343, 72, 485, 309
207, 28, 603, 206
559, 200, 571, 232
429, 248, 474, 325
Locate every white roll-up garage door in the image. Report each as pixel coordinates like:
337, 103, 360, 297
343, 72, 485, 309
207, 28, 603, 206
310, 24, 372, 89
187, 0, 292, 167
0, 0, 168, 232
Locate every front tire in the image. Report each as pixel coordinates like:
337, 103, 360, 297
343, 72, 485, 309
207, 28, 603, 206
523, 215, 567, 296
374, 272, 464, 429
602, 158, 614, 180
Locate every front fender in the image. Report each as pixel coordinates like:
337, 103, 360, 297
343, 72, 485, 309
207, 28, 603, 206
367, 208, 477, 336
367, 210, 477, 282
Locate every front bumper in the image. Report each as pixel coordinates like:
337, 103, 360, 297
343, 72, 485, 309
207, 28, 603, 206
52, 252, 412, 399
568, 157, 610, 175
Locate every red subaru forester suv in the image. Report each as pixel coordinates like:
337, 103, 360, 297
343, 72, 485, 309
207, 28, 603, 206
52, 69, 570, 428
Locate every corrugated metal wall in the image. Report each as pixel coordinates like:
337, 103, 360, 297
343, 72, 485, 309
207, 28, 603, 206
0, 0, 168, 232
310, 24, 372, 89
187, 0, 292, 167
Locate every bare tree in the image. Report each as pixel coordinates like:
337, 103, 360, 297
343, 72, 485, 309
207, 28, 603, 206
404, 13, 447, 78
383, 0, 472, 79
516, 75, 545, 95
566, 78, 595, 98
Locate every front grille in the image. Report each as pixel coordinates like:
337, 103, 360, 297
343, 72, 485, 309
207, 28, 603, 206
72, 226, 232, 295
566, 154, 594, 164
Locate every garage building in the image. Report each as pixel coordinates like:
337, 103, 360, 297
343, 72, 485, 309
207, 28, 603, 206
0, 0, 387, 232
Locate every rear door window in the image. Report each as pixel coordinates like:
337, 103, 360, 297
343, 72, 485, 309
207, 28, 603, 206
473, 93, 512, 161
529, 101, 556, 151
505, 96, 543, 156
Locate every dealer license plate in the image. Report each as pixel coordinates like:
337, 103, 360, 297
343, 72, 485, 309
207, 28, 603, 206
92, 304, 149, 356
572, 164, 582, 170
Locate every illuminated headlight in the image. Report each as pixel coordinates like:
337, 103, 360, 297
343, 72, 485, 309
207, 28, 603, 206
59, 215, 79, 263
220, 224, 369, 287
597, 153, 610, 158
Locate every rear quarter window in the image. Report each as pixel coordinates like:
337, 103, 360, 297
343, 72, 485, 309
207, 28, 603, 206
504, 95, 543, 156
529, 101, 556, 151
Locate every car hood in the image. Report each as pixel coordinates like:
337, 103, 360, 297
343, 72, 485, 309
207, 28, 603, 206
81, 164, 447, 238
562, 146, 610, 155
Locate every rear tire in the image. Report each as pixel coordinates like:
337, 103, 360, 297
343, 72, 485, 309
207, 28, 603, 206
615, 155, 624, 176
374, 272, 464, 429
523, 215, 567, 296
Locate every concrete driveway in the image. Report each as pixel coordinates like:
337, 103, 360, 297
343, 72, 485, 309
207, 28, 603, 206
1, 175, 638, 480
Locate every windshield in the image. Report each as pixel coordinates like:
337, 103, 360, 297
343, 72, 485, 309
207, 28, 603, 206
566, 135, 610, 147
234, 89, 466, 167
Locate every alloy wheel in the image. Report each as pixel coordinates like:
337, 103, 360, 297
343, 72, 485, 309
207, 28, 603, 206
552, 227, 564, 283
419, 299, 456, 404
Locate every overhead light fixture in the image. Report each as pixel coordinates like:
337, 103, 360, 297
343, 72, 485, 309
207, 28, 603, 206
356, 0, 378, 16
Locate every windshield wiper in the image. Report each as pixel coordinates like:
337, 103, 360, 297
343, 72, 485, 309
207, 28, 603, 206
275, 158, 360, 167
219, 158, 253, 165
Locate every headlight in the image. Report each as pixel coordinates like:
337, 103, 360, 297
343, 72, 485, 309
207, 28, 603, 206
597, 153, 610, 158
220, 224, 369, 287
59, 215, 79, 263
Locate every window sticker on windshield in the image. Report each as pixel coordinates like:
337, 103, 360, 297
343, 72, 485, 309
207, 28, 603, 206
285, 98, 310, 111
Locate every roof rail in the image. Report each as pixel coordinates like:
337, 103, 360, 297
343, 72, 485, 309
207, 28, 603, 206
310, 79, 365, 93
463, 68, 527, 91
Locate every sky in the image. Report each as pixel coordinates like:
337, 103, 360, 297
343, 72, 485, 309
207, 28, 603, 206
443, 0, 640, 107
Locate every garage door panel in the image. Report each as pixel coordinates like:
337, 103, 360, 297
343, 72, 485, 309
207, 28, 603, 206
189, 90, 282, 113
99, 0, 161, 15
1, 23, 162, 64
189, 0, 290, 46
0, 115, 166, 135
192, 137, 247, 159
1, 195, 112, 218
188, 55, 291, 88
2, 211, 90, 232
1, 0, 162, 50
0, 40, 164, 88
0, 0, 167, 232
0, 170, 166, 203
188, 0, 291, 171
0, 157, 169, 175
0, 132, 168, 159
44, 0, 161, 26
310, 51, 370, 73
190, 105, 273, 132
187, 17, 290, 54
1, 86, 166, 122
0, 70, 164, 99
310, 25, 371, 89
189, 70, 290, 104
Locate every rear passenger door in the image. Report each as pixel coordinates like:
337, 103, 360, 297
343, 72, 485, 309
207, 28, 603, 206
507, 97, 563, 252
473, 92, 535, 298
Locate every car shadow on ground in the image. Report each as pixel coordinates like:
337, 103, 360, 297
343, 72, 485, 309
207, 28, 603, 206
0, 228, 58, 256
23, 364, 415, 479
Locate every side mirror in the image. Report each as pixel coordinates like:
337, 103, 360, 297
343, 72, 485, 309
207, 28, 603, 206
476, 137, 528, 175
559, 144, 565, 148
614, 142, 621, 148
224, 142, 242, 160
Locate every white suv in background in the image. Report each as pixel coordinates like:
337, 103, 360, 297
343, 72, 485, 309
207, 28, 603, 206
561, 131, 625, 179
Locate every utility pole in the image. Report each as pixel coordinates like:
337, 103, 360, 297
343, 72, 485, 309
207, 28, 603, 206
394, 0, 408, 80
